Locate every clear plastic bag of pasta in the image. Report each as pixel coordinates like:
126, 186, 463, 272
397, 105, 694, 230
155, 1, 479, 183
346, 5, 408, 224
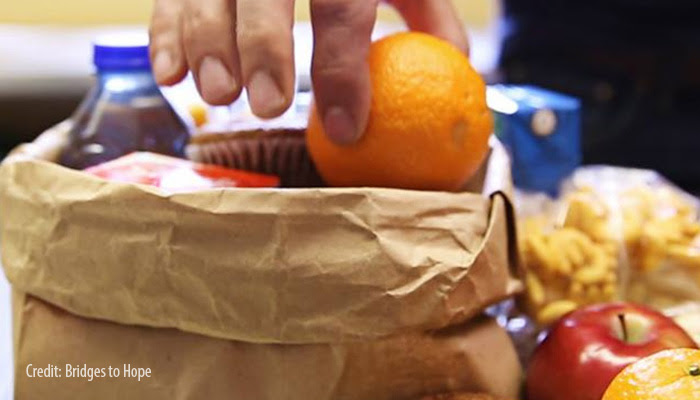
565, 167, 700, 309
517, 166, 700, 326
516, 182, 626, 326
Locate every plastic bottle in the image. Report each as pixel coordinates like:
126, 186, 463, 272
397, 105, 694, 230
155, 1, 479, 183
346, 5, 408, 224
59, 33, 189, 169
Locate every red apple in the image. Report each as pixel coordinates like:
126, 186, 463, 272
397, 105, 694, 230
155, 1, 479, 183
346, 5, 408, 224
526, 302, 697, 400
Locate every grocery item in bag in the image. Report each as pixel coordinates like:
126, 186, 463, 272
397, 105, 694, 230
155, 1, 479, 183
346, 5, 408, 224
59, 33, 189, 169
85, 152, 280, 191
187, 112, 322, 187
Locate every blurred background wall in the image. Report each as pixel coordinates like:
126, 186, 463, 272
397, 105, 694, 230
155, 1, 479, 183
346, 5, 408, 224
0, 0, 496, 27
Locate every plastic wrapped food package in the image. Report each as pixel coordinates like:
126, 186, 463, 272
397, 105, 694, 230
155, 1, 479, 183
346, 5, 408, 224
517, 166, 700, 325
84, 152, 280, 191
517, 186, 624, 326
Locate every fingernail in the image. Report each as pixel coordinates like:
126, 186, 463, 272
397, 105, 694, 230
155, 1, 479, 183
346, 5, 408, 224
152, 51, 173, 83
324, 107, 359, 145
198, 56, 235, 103
247, 70, 286, 118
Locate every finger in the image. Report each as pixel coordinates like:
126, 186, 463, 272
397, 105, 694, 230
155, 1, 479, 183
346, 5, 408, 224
310, 0, 378, 145
149, 0, 188, 85
182, 0, 242, 105
236, 0, 296, 119
389, 0, 469, 55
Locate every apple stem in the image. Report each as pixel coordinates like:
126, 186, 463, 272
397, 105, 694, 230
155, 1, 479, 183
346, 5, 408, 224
690, 365, 700, 377
618, 313, 628, 342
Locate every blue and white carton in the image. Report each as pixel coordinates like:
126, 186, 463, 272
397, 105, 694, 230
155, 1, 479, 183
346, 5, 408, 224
488, 85, 581, 196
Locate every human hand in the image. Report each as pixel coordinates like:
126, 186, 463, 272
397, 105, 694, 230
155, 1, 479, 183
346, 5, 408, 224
149, 0, 468, 144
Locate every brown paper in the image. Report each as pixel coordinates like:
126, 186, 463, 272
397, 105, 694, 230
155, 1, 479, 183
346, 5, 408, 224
13, 294, 521, 400
0, 124, 521, 344
2, 121, 523, 399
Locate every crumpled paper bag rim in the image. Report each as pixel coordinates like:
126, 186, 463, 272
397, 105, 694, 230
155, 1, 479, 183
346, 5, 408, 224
0, 122, 521, 344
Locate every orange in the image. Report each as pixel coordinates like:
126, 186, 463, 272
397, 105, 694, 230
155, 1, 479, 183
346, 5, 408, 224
306, 32, 492, 191
602, 348, 700, 399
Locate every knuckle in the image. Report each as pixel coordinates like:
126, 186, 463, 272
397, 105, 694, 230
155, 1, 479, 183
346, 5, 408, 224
312, 43, 365, 78
182, 7, 228, 45
237, 23, 292, 64
313, 0, 367, 23
187, 10, 217, 34
149, 16, 169, 35
149, 10, 181, 46
149, 24, 174, 49
313, 0, 353, 21
313, 0, 378, 27
312, 61, 365, 100
312, 60, 352, 83
238, 21, 285, 48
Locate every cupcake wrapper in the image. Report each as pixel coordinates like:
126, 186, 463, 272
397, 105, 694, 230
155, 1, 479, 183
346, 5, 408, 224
187, 130, 324, 188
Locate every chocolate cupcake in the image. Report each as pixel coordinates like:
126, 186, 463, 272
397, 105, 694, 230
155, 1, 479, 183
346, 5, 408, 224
186, 112, 324, 188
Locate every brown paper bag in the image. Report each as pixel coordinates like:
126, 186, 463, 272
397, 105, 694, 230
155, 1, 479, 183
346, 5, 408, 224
1, 122, 523, 399
13, 294, 520, 400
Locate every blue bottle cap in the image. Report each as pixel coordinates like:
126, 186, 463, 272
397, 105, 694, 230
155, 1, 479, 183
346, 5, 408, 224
93, 33, 150, 70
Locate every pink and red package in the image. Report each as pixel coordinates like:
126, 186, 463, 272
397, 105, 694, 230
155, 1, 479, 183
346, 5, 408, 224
84, 152, 279, 192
